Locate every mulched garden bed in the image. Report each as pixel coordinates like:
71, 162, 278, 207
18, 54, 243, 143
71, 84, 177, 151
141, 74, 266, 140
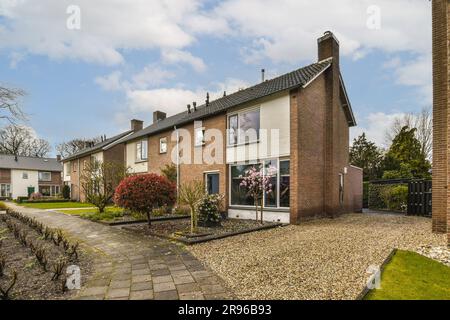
0, 211, 92, 300
81, 213, 190, 226
123, 219, 283, 244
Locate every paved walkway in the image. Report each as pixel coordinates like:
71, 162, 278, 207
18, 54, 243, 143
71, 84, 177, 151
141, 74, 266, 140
6, 203, 230, 300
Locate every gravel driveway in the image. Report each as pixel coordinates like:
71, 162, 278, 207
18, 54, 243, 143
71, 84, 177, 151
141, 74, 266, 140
188, 213, 446, 300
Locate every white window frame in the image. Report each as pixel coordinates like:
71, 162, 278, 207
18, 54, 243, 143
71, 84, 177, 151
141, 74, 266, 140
227, 107, 261, 147
229, 158, 290, 209
159, 137, 168, 154
136, 139, 148, 162
0, 184, 11, 198
39, 172, 52, 182
22, 172, 28, 179
194, 127, 205, 147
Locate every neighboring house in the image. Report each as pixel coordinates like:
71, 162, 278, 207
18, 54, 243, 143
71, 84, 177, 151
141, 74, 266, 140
0, 155, 63, 200
61, 120, 144, 201
120, 32, 363, 224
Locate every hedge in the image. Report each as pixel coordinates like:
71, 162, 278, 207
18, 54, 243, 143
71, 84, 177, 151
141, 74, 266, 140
363, 182, 369, 208
368, 183, 408, 212
21, 199, 70, 204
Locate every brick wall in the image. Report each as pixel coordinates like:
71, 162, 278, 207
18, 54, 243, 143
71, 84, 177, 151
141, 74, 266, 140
0, 169, 11, 184
147, 114, 228, 209
432, 0, 449, 235
37, 171, 62, 186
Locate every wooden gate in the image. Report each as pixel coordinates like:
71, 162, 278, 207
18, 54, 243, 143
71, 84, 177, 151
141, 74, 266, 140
407, 180, 432, 217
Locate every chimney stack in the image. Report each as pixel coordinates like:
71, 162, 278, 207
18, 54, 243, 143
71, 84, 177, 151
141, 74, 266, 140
193, 102, 197, 112
153, 111, 166, 123
130, 119, 144, 132
318, 31, 339, 65
205, 92, 210, 107
56, 155, 61, 162
187, 104, 191, 114
261, 69, 265, 82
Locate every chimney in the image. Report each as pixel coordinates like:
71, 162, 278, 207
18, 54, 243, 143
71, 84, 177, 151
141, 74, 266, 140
152, 111, 166, 123
187, 104, 191, 114
261, 69, 265, 82
318, 31, 339, 65
193, 102, 197, 112
56, 155, 61, 162
130, 119, 144, 132
205, 92, 210, 107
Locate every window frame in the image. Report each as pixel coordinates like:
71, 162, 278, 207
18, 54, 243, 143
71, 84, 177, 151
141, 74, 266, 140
135, 139, 148, 162
194, 127, 206, 147
22, 172, 28, 180
39, 171, 52, 182
227, 107, 261, 147
0, 184, 11, 197
229, 158, 290, 209
159, 137, 168, 154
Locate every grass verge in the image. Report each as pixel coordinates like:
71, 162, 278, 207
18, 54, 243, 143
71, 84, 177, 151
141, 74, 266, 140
365, 250, 450, 300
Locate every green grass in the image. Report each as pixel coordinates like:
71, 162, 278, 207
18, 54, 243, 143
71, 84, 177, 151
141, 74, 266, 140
20, 202, 95, 209
59, 206, 125, 222
0, 201, 7, 210
365, 250, 450, 300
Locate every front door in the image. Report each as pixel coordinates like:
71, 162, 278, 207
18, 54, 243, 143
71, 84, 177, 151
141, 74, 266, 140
205, 173, 220, 195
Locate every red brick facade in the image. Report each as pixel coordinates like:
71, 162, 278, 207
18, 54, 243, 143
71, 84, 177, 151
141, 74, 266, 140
0, 169, 11, 184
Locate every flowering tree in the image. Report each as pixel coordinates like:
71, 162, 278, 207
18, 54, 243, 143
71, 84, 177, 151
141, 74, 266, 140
114, 173, 176, 226
240, 166, 274, 223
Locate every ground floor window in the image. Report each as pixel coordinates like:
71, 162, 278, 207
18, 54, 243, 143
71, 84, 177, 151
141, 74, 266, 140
205, 173, 220, 195
230, 159, 290, 208
0, 184, 11, 197
39, 185, 60, 197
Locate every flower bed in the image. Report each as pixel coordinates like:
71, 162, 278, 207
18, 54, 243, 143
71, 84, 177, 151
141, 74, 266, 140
123, 219, 283, 244
0, 211, 92, 300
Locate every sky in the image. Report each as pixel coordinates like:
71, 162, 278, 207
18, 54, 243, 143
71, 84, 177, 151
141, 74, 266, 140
0, 0, 432, 155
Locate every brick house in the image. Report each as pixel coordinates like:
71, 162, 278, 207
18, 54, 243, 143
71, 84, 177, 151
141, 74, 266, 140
120, 32, 363, 224
431, 0, 450, 244
61, 120, 143, 201
0, 155, 62, 199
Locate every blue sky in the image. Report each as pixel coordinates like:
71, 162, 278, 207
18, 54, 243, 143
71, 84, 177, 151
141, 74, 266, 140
0, 0, 432, 155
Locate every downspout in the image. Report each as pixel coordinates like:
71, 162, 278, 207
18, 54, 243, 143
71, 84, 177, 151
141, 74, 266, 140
77, 158, 80, 202
174, 126, 180, 199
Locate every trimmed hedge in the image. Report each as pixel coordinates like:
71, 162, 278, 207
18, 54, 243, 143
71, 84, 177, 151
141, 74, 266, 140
22, 199, 70, 204
369, 183, 408, 212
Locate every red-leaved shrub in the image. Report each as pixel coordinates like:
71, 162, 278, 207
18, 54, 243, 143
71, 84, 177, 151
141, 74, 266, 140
114, 173, 176, 225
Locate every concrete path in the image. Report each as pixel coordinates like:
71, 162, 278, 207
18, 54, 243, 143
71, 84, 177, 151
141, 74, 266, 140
6, 203, 231, 300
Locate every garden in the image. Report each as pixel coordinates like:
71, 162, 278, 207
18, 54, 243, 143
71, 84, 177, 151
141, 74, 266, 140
0, 204, 92, 300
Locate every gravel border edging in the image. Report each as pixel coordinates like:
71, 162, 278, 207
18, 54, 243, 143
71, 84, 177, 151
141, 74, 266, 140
124, 222, 285, 245
356, 248, 398, 300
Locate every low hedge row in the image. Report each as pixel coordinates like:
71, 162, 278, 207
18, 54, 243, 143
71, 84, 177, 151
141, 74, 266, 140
369, 183, 408, 212
18, 199, 70, 204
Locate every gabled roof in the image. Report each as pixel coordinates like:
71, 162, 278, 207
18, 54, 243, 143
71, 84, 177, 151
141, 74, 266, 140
0, 155, 62, 172
62, 130, 134, 162
122, 59, 349, 143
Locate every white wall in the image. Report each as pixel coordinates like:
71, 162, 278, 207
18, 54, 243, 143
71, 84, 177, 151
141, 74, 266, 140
228, 208, 290, 224
11, 169, 39, 199
63, 162, 71, 182
226, 93, 290, 163
126, 141, 148, 173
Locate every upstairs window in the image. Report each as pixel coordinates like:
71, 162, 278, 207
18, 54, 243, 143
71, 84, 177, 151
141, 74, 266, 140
194, 128, 205, 147
22, 172, 28, 179
228, 108, 260, 145
136, 140, 148, 162
160, 137, 168, 154
39, 172, 51, 182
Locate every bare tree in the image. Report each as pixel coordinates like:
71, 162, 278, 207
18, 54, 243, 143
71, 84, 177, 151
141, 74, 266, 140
0, 125, 51, 157
56, 137, 103, 159
385, 107, 433, 160
0, 86, 26, 123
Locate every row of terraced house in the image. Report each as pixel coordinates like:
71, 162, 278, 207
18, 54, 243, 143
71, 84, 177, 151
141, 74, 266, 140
61, 32, 363, 224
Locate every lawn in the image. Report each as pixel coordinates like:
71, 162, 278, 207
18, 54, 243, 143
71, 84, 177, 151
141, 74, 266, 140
58, 206, 124, 220
20, 202, 95, 209
365, 250, 450, 300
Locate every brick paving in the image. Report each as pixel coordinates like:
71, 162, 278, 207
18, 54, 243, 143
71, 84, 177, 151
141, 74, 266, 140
6, 203, 231, 300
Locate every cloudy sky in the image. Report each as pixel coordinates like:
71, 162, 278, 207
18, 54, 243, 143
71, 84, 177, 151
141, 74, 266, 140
0, 0, 431, 154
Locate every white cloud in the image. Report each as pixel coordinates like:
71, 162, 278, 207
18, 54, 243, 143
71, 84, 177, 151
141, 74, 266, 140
161, 49, 207, 72
132, 66, 175, 89
95, 71, 124, 91
350, 112, 407, 148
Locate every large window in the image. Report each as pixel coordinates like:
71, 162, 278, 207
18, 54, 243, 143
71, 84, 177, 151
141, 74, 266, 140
0, 184, 11, 198
228, 108, 260, 145
160, 137, 168, 154
39, 185, 60, 197
136, 140, 148, 162
194, 128, 205, 147
230, 159, 290, 208
39, 172, 51, 182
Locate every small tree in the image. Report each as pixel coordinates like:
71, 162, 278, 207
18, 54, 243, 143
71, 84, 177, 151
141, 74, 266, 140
240, 166, 273, 223
161, 164, 177, 183
80, 160, 129, 213
178, 180, 205, 234
114, 173, 176, 226
62, 185, 71, 199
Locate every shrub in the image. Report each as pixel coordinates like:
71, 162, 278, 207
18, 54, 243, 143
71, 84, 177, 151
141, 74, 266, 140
178, 181, 205, 234
0, 202, 7, 210
62, 185, 71, 200
16, 196, 28, 203
173, 206, 190, 216
381, 185, 408, 212
114, 173, 176, 226
161, 164, 177, 183
197, 194, 224, 227
29, 193, 43, 201
363, 182, 369, 208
